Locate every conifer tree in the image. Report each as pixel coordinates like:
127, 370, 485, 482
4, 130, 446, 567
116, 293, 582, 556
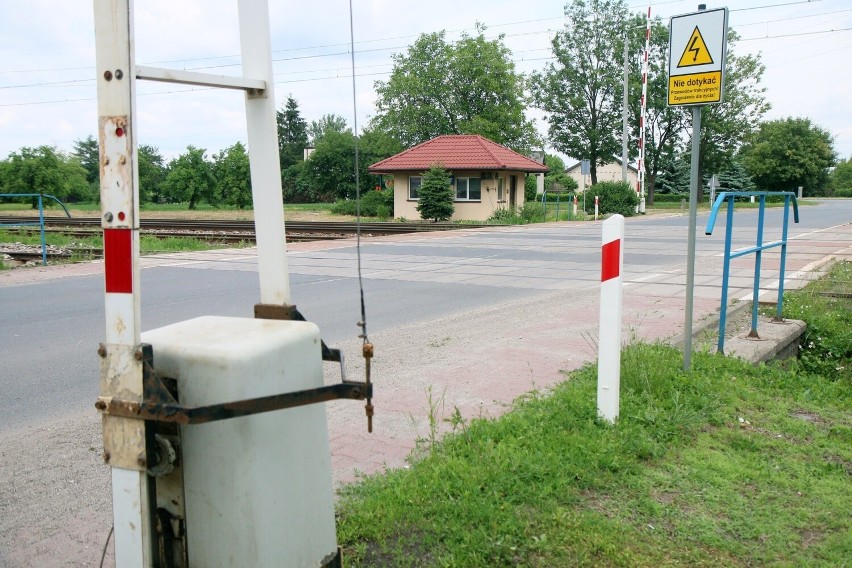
416, 164, 454, 222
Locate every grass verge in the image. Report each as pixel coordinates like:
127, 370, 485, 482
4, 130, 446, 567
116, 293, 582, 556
337, 262, 851, 567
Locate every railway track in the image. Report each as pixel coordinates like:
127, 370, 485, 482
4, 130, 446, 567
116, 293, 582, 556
0, 216, 495, 238
1, 217, 499, 264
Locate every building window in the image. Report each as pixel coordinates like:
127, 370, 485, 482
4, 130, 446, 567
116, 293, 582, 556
497, 177, 504, 201
408, 176, 421, 200
455, 177, 481, 201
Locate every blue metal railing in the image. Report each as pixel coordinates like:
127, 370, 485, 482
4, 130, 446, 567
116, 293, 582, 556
705, 191, 799, 354
0, 193, 72, 265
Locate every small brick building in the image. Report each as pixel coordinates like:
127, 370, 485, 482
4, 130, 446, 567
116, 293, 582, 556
368, 135, 548, 221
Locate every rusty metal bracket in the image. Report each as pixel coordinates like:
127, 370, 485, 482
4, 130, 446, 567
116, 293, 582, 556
255, 303, 341, 363
95, 343, 371, 426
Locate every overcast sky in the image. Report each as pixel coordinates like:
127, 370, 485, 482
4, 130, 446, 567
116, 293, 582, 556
1, 0, 850, 165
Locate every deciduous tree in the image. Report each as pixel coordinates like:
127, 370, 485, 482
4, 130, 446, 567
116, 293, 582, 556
626, 16, 687, 205
298, 130, 358, 201
213, 142, 252, 208
138, 145, 166, 204
161, 146, 214, 209
372, 26, 538, 152
829, 156, 852, 196
543, 155, 578, 193
531, 0, 628, 185
698, 31, 771, 184
740, 117, 835, 194
308, 114, 349, 145
0, 145, 90, 204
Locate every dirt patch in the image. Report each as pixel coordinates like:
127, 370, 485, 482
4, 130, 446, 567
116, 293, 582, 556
799, 529, 824, 549
790, 411, 827, 425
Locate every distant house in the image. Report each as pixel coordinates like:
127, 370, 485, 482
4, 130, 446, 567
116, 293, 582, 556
567, 159, 638, 190
368, 135, 548, 222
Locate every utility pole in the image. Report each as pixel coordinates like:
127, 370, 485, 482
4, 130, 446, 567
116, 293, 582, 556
621, 33, 629, 183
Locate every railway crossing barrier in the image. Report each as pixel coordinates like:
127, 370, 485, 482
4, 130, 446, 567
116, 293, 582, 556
92, 1, 366, 565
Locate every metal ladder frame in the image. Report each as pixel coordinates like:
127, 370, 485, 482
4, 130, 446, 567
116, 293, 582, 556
93, 1, 290, 564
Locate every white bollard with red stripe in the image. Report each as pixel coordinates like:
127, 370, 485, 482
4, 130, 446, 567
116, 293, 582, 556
597, 214, 625, 423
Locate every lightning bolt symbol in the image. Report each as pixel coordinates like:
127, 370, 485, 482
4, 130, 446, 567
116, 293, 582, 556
688, 36, 700, 63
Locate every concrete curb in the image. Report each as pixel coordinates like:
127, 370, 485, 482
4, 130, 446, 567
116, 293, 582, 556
724, 317, 807, 363
667, 301, 806, 365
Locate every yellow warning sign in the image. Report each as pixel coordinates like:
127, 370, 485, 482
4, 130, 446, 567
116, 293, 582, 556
668, 71, 722, 105
677, 27, 714, 68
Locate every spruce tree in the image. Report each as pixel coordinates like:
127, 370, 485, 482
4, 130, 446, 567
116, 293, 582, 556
416, 164, 454, 222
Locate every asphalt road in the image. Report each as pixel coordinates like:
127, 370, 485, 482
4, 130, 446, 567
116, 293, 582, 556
1, 199, 850, 432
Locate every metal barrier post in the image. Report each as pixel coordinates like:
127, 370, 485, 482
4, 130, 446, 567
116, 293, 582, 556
749, 195, 767, 337
717, 195, 735, 353
775, 195, 792, 321
37, 194, 47, 265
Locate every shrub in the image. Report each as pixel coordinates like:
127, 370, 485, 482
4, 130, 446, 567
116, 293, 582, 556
584, 180, 638, 216
541, 191, 576, 202
524, 175, 538, 203
330, 188, 394, 217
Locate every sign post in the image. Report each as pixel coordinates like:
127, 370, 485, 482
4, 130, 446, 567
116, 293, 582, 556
668, 5, 728, 370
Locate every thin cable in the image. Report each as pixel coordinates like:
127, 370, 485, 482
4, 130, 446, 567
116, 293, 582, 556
739, 26, 852, 41
99, 525, 114, 568
349, 0, 374, 435
348, 0, 368, 346
731, 0, 822, 12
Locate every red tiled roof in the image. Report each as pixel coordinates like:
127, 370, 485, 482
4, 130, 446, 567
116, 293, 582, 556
368, 135, 549, 174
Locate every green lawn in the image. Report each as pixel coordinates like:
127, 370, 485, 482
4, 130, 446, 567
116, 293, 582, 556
336, 262, 851, 566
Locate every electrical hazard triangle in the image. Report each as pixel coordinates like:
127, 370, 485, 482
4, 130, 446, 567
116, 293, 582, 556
677, 27, 714, 67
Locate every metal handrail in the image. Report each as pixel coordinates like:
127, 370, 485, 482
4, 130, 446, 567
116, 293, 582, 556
705, 191, 799, 354
0, 193, 72, 265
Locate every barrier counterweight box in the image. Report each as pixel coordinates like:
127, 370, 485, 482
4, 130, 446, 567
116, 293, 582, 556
141, 316, 337, 567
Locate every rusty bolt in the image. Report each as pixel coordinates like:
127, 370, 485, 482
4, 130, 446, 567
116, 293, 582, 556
97, 343, 107, 358
95, 400, 107, 411
103, 212, 113, 223
119, 155, 127, 165
103, 70, 113, 81
363, 343, 374, 358
103, 451, 111, 463
352, 388, 362, 398
134, 349, 143, 361
115, 69, 124, 80
103, 156, 110, 166
137, 452, 146, 467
